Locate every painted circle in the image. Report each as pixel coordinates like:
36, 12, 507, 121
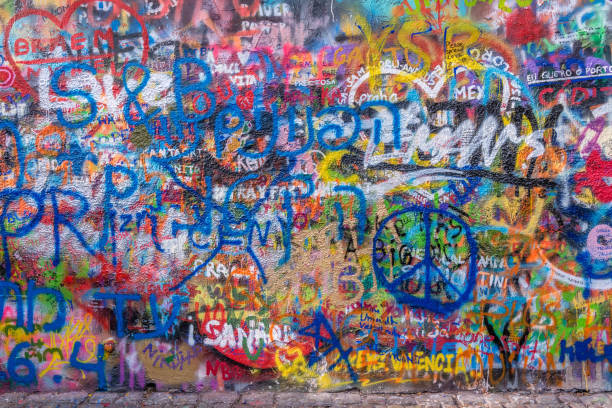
372, 206, 478, 314
0, 67, 15, 87
586, 224, 612, 261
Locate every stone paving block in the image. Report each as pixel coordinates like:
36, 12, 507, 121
565, 403, 586, 408
53, 391, 90, 403
332, 392, 362, 405
387, 394, 418, 405
21, 393, 66, 408
500, 393, 536, 408
302, 392, 334, 406
483, 393, 510, 408
535, 393, 560, 405
557, 392, 583, 405
556, 392, 580, 404
1, 390, 611, 407
276, 392, 316, 408
456, 391, 488, 407
387, 404, 424, 408
143, 391, 173, 406
24, 393, 58, 404
112, 392, 147, 408
363, 394, 386, 405
578, 393, 611, 407
86, 392, 122, 405
238, 391, 276, 406
31, 394, 88, 408
197, 391, 239, 408
170, 393, 199, 407
114, 392, 146, 401
423, 393, 457, 407
0, 392, 27, 406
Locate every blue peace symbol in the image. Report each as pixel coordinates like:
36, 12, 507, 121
372, 206, 478, 314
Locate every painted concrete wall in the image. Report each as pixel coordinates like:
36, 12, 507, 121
0, 0, 609, 393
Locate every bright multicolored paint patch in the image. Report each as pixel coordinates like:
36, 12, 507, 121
0, 0, 609, 393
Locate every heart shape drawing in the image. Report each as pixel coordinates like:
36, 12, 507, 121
3, 0, 149, 99
236, 89, 254, 110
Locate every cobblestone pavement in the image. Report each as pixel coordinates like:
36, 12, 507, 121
0, 390, 610, 407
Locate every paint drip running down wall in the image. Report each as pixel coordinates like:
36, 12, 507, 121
0, 0, 609, 393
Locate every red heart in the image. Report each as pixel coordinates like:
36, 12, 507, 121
3, 0, 149, 100
237, 90, 254, 110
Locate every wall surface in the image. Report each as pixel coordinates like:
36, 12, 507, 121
0, 0, 609, 394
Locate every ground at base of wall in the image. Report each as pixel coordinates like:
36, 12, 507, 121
0, 390, 610, 408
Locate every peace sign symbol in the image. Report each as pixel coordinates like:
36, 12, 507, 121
372, 206, 478, 314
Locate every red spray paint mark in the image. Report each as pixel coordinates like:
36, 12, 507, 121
3, 0, 149, 99
574, 150, 612, 203
505, 8, 549, 46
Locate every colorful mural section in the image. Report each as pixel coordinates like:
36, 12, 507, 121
0, 0, 609, 393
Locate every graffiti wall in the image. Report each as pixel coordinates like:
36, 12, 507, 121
0, 0, 609, 393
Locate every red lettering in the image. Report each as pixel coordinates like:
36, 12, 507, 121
71, 32, 86, 51
193, 93, 213, 114
206, 360, 220, 376
49, 35, 68, 52
14, 38, 29, 56
25, 66, 42, 80
94, 28, 114, 50
92, 58, 105, 71
221, 362, 232, 380
30, 38, 44, 54
600, 86, 612, 95
538, 88, 555, 108
571, 87, 589, 105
